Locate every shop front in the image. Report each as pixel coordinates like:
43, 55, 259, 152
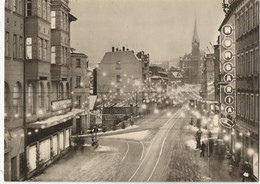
26, 109, 84, 178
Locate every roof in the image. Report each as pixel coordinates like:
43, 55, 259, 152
171, 72, 183, 79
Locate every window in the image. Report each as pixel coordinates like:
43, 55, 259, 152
13, 34, 17, 59
60, 83, 64, 100
42, 0, 47, 20
38, 38, 42, 60
28, 83, 34, 114
39, 83, 44, 109
116, 61, 121, 69
27, 0, 32, 16
116, 75, 121, 82
255, 47, 259, 74
5, 0, 10, 9
76, 96, 81, 107
256, 1, 259, 27
250, 94, 254, 120
51, 46, 56, 64
62, 12, 65, 30
26, 37, 32, 59
76, 59, 81, 67
237, 92, 241, 115
47, 83, 50, 111
64, 47, 67, 65
13, 83, 20, 117
19, 36, 23, 59
250, 50, 253, 75
5, 32, 9, 57
117, 88, 120, 96
43, 40, 47, 61
51, 11, 56, 29
76, 76, 81, 87
13, 0, 17, 11
5, 83, 10, 117
256, 95, 259, 123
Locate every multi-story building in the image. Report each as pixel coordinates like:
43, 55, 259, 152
180, 19, 203, 84
219, 0, 259, 180
4, 0, 25, 181
4, 0, 80, 180
97, 47, 149, 113
201, 53, 215, 100
234, 0, 259, 180
70, 51, 90, 134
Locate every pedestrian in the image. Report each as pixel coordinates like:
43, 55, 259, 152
200, 141, 206, 157
242, 161, 252, 182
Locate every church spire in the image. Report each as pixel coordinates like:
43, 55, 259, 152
192, 18, 199, 43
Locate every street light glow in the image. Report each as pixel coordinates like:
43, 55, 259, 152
247, 148, 254, 155
223, 135, 230, 141
235, 142, 242, 149
154, 109, 159, 114
167, 111, 172, 117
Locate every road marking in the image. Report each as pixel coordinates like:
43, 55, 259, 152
147, 109, 185, 181
139, 141, 145, 161
121, 142, 129, 161
128, 108, 183, 181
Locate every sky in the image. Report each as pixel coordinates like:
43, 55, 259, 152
69, 0, 225, 65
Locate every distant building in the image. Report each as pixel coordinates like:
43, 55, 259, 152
168, 66, 184, 86
200, 53, 215, 100
180, 19, 203, 84
70, 52, 90, 134
97, 47, 149, 114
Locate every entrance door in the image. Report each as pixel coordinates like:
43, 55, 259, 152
76, 118, 81, 134
11, 156, 17, 181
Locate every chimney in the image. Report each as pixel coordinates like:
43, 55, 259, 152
112, 47, 115, 52
122, 46, 125, 51
116, 48, 119, 51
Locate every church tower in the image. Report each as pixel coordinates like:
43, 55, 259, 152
192, 18, 200, 57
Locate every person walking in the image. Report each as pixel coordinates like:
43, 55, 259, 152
242, 161, 252, 182
200, 141, 206, 157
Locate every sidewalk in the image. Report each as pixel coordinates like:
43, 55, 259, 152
198, 152, 242, 182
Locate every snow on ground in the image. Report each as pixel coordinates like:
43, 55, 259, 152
105, 130, 150, 141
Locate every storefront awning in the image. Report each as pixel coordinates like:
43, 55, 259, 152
27, 109, 85, 129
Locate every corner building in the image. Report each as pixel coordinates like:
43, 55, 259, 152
4, 0, 80, 180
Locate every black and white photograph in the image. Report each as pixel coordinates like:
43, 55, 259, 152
2, 0, 259, 182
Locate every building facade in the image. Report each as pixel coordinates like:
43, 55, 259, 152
4, 0, 81, 180
70, 52, 90, 134
180, 19, 203, 84
219, 0, 259, 180
97, 47, 149, 113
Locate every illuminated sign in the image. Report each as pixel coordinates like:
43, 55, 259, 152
223, 62, 233, 72
223, 74, 234, 83
222, 24, 233, 36
224, 85, 234, 94
219, 118, 234, 128
225, 95, 234, 105
225, 106, 234, 114
51, 99, 72, 111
